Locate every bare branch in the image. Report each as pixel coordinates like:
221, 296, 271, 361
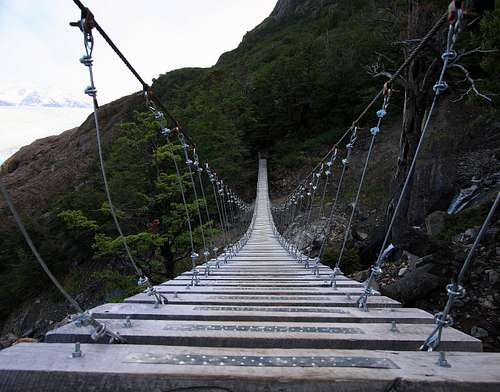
374, 71, 394, 80
449, 63, 493, 103
366, 60, 407, 88
452, 47, 498, 65
374, 51, 396, 65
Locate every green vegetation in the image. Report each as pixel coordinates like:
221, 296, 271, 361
439, 203, 495, 241
322, 247, 361, 275
0, 113, 220, 319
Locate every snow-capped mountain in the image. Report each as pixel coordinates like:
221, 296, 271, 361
0, 87, 91, 109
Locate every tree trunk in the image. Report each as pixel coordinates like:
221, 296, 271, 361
160, 241, 176, 279
389, 2, 442, 248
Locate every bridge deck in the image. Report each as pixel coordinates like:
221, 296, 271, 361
1, 159, 498, 391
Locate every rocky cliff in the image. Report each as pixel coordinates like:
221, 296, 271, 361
0, 93, 144, 217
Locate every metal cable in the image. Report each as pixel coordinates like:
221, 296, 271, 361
335, 96, 391, 274
164, 131, 199, 286
317, 128, 358, 260
207, 166, 229, 250
179, 135, 208, 265
274, 12, 447, 206
421, 191, 499, 351
0, 178, 125, 343
79, 24, 143, 279
357, 9, 464, 312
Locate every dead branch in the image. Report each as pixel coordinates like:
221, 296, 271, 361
452, 47, 498, 65
449, 63, 493, 103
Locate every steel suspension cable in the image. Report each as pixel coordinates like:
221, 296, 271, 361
332, 92, 391, 287
273, 11, 448, 207
207, 166, 229, 255
179, 135, 209, 265
0, 178, 125, 343
421, 191, 499, 351
357, 8, 465, 312
75, 17, 166, 306
308, 150, 339, 269
193, 150, 218, 274
318, 149, 338, 219
152, 112, 200, 286
294, 175, 316, 261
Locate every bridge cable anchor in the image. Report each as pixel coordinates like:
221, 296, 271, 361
436, 351, 451, 368
71, 342, 83, 358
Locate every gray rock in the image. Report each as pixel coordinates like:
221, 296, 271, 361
381, 270, 443, 303
401, 251, 420, 270
351, 269, 370, 282
354, 230, 368, 241
464, 227, 480, 241
487, 270, 498, 285
0, 333, 17, 350
425, 211, 447, 237
471, 326, 489, 338
398, 267, 408, 277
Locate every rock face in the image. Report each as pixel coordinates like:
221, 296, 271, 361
0, 93, 143, 217
381, 270, 443, 303
270, 0, 336, 20
425, 211, 447, 237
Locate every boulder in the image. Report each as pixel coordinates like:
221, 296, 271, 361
353, 230, 368, 241
486, 270, 498, 285
401, 250, 420, 270
398, 267, 408, 277
381, 270, 443, 304
351, 269, 370, 282
471, 326, 489, 338
425, 211, 447, 237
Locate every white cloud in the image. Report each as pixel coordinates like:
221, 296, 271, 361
0, 0, 276, 104
0, 0, 276, 158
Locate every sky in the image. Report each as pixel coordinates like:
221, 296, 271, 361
0, 0, 276, 103
0, 0, 277, 163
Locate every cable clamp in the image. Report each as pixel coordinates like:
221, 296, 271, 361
73, 311, 93, 328
442, 50, 457, 61
433, 81, 449, 95
79, 55, 93, 67
435, 311, 454, 328
84, 86, 97, 97
371, 265, 382, 277
137, 276, 150, 287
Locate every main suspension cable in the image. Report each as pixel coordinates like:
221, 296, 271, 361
75, 14, 167, 307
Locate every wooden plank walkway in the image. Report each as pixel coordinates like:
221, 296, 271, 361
1, 159, 499, 391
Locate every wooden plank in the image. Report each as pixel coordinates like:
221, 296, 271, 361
1, 344, 498, 392
159, 280, 364, 287
152, 285, 375, 296
46, 319, 481, 351
123, 293, 399, 307
88, 303, 433, 323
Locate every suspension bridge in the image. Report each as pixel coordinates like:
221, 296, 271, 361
1, 1, 500, 390
1, 159, 499, 391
